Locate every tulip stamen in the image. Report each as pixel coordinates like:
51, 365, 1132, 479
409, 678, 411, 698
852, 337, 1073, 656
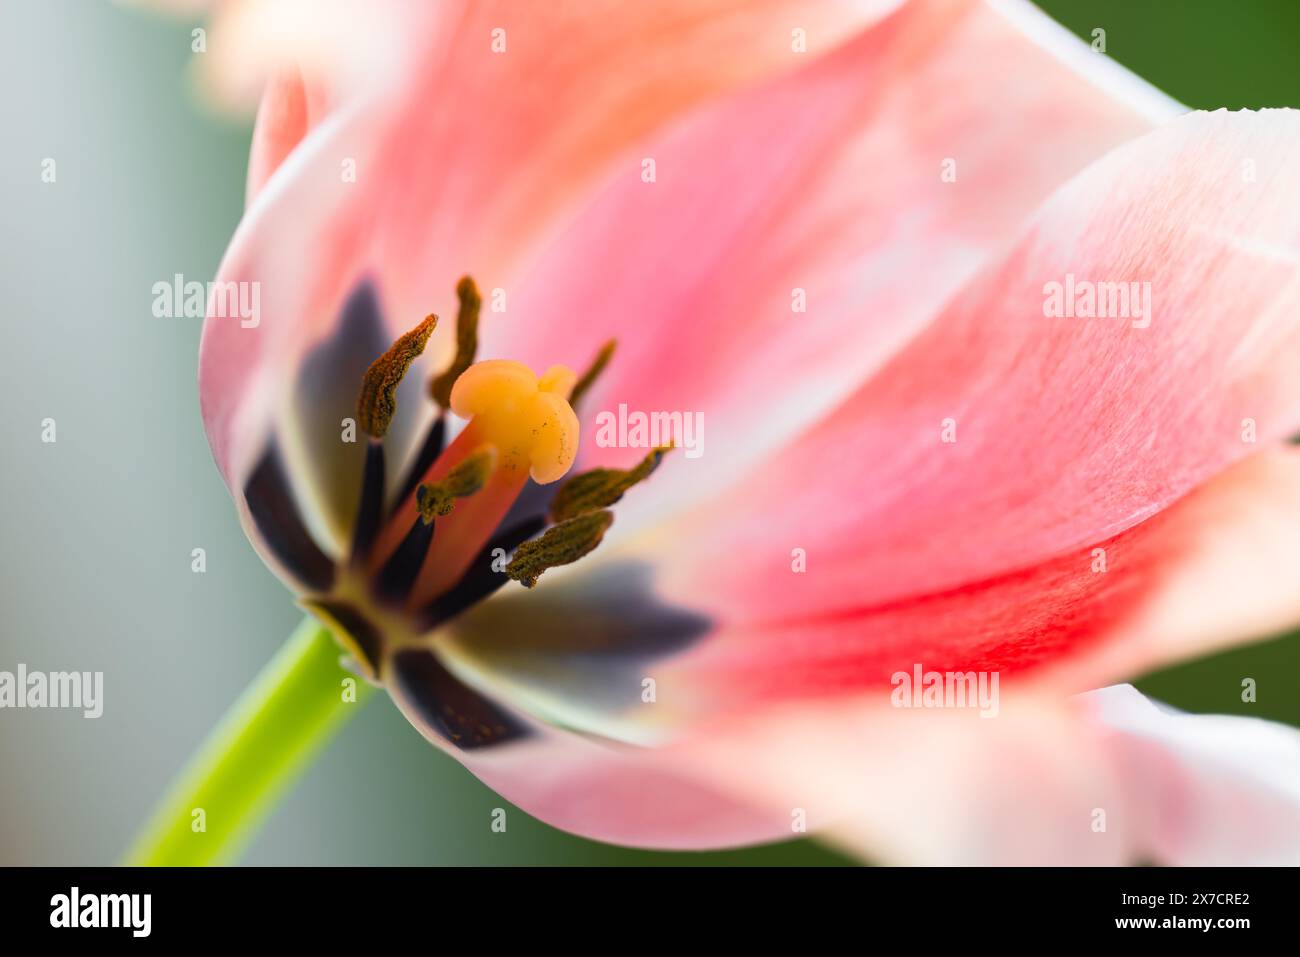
505, 509, 614, 588
415, 516, 546, 629
393, 360, 580, 604
416, 444, 497, 521
374, 514, 435, 604
548, 444, 672, 523
356, 313, 438, 438
569, 338, 616, 409
429, 276, 482, 409
390, 413, 446, 516
350, 439, 387, 563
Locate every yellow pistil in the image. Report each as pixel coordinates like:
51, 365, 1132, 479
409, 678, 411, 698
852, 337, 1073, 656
449, 359, 580, 484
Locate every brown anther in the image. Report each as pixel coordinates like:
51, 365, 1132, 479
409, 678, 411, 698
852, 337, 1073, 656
429, 276, 482, 408
548, 445, 672, 523
505, 509, 614, 588
416, 445, 497, 523
569, 339, 616, 408
357, 313, 438, 438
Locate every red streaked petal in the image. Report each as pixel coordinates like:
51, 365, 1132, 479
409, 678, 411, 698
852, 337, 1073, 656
432, 447, 1300, 737
664, 448, 1300, 709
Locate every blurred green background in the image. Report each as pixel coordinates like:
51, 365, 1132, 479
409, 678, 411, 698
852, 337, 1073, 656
1, 0, 1297, 866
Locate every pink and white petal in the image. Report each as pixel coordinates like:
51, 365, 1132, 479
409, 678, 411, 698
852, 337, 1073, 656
678, 684, 1300, 864
497, 0, 1176, 531
656, 107, 1300, 624
439, 689, 1122, 856
199, 98, 387, 488
1086, 685, 1300, 866
401, 642, 1300, 862
386, 648, 782, 850
459, 735, 783, 851
199, 0, 898, 556
681, 687, 1130, 865
198, 99, 399, 564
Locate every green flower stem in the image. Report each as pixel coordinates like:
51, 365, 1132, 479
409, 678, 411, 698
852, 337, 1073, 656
124, 617, 374, 866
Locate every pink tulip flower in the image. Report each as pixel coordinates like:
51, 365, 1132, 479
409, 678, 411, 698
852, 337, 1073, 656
195, 0, 1300, 863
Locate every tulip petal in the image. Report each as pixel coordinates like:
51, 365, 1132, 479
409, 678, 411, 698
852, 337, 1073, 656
241, 440, 336, 593
657, 107, 1300, 625
662, 448, 1300, 708
388, 648, 533, 751
673, 684, 1300, 863
435, 560, 713, 744
280, 278, 437, 552
244, 65, 326, 206
389, 673, 1300, 860
385, 670, 787, 849
1085, 684, 1300, 866
1042, 446, 1300, 691
495, 0, 1175, 532
679, 686, 1128, 864
279, 279, 389, 548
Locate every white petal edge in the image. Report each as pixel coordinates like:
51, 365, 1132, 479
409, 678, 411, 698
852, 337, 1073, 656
1084, 683, 1300, 866
986, 0, 1185, 122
